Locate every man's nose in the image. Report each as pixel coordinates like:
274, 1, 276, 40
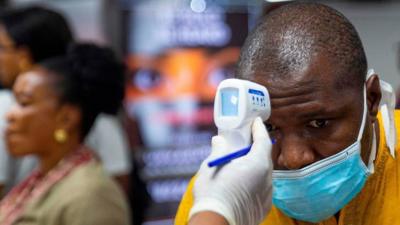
277, 134, 316, 170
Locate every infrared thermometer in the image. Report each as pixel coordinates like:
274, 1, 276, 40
208, 78, 271, 167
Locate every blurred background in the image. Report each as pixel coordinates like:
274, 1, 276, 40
1, 0, 399, 224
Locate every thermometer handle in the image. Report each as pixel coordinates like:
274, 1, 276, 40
218, 122, 252, 151
208, 123, 253, 167
208, 145, 252, 167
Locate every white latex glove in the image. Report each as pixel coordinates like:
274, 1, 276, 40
189, 117, 273, 225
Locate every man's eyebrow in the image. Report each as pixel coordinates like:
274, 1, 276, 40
297, 106, 343, 119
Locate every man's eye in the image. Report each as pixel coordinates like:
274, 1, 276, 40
309, 119, 329, 128
264, 123, 277, 132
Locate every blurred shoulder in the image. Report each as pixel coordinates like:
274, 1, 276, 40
21, 160, 130, 225
55, 160, 123, 197
44, 160, 130, 224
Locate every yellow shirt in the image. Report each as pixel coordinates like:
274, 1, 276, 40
175, 110, 400, 225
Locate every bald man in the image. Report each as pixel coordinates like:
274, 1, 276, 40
175, 3, 399, 225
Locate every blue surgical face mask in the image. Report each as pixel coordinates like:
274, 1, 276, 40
272, 87, 376, 223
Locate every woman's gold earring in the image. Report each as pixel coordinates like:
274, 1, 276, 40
54, 129, 68, 144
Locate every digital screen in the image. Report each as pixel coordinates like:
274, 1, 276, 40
121, 0, 261, 223
221, 88, 239, 116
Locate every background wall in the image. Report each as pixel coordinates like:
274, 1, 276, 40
9, 0, 400, 88
322, 0, 400, 89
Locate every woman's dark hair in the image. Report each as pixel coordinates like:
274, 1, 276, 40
40, 43, 125, 138
0, 6, 73, 63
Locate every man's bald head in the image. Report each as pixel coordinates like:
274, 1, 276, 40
237, 3, 367, 90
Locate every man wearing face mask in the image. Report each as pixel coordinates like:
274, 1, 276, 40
175, 3, 399, 225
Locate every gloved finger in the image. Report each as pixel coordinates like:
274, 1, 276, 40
248, 117, 272, 158
252, 117, 270, 143
209, 135, 229, 158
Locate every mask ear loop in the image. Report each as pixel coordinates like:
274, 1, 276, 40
357, 86, 367, 141
367, 68, 396, 158
358, 81, 376, 174
367, 123, 377, 174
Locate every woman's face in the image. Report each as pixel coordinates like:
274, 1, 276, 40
5, 69, 62, 156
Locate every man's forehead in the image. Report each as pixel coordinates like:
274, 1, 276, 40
252, 75, 323, 98
247, 53, 339, 93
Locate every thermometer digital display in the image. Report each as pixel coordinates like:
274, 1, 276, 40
208, 79, 271, 167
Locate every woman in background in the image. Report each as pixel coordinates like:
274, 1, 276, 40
0, 43, 130, 225
0, 6, 131, 198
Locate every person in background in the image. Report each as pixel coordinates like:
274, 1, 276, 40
0, 6, 131, 196
176, 3, 399, 225
0, 43, 130, 225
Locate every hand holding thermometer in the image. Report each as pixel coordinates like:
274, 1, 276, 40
208, 78, 271, 167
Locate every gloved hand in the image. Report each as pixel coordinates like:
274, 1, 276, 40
189, 117, 273, 225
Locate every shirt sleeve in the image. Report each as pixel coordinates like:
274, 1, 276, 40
175, 177, 196, 225
85, 114, 132, 176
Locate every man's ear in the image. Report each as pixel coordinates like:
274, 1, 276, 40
56, 104, 81, 133
15, 46, 34, 73
366, 74, 382, 123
